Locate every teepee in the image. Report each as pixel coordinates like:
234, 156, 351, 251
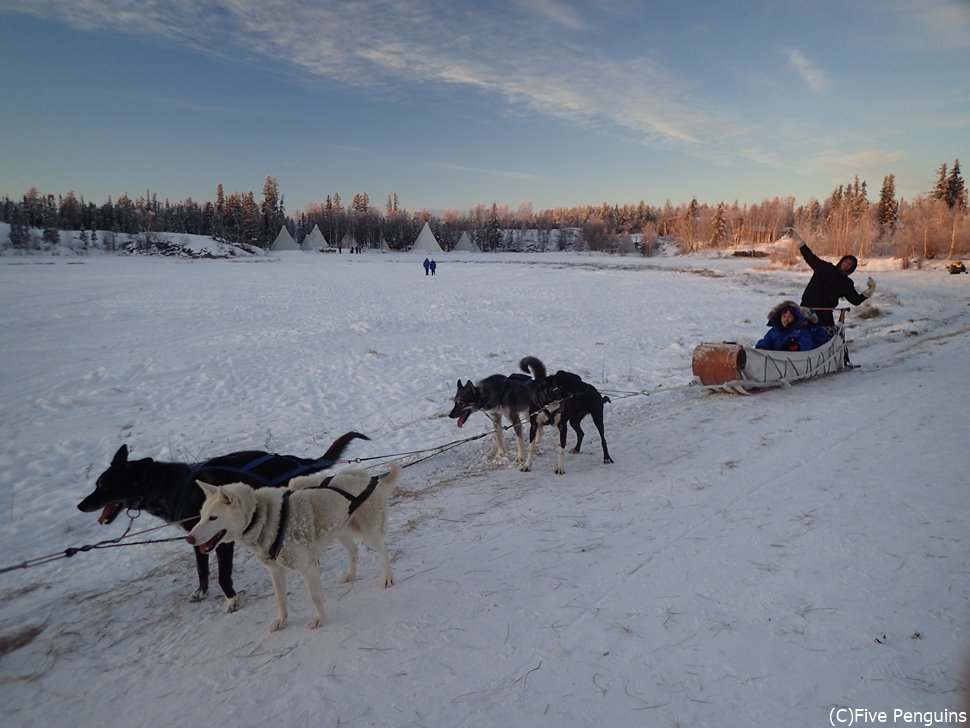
270, 226, 299, 251
453, 231, 480, 252
411, 222, 444, 254
340, 231, 358, 251
301, 224, 328, 252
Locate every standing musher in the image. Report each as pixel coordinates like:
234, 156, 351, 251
785, 227, 876, 327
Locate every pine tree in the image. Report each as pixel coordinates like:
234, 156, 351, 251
934, 162, 949, 202
710, 202, 727, 247
41, 196, 60, 251
685, 197, 700, 251
876, 174, 897, 238
945, 159, 966, 209
213, 183, 225, 241
8, 203, 31, 252
261, 176, 282, 247
242, 192, 261, 247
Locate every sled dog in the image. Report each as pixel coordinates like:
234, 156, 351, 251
77, 432, 368, 611
448, 373, 535, 462
519, 356, 613, 474
187, 462, 401, 632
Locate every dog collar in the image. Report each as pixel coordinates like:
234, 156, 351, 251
242, 504, 261, 537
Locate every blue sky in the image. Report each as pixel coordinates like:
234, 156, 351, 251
1, 0, 967, 215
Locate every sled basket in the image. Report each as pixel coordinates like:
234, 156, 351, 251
691, 326, 849, 393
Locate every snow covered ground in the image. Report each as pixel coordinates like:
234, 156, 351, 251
0, 244, 968, 727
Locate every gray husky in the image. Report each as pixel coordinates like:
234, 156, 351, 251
448, 373, 535, 462
187, 462, 400, 632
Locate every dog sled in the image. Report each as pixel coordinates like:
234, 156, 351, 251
691, 309, 851, 394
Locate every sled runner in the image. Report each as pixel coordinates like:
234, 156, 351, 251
692, 310, 851, 394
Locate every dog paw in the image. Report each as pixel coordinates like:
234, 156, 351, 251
339, 572, 356, 583
307, 616, 322, 629
187, 588, 207, 603
224, 595, 242, 613
269, 618, 286, 632
519, 464, 532, 472
554, 467, 566, 475
383, 576, 394, 588
603, 456, 614, 464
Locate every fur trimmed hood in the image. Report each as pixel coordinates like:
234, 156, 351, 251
766, 300, 817, 328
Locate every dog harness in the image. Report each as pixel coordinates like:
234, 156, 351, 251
175, 454, 337, 523
264, 475, 382, 561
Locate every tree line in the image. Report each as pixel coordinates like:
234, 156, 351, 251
2, 161, 967, 259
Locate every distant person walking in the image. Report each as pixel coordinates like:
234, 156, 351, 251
429, 259, 437, 276
423, 257, 431, 275
785, 228, 875, 327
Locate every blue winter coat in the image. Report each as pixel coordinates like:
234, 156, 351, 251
755, 302, 818, 352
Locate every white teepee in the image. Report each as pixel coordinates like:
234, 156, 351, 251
340, 231, 358, 251
453, 231, 480, 252
411, 222, 443, 253
270, 226, 299, 251
301, 224, 328, 252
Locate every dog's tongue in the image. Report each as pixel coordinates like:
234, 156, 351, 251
198, 531, 225, 554
98, 503, 122, 524
457, 413, 468, 428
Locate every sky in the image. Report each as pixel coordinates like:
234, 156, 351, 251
1, 0, 968, 215
1, 236, 968, 726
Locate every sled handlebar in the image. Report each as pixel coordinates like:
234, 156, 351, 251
807, 306, 849, 323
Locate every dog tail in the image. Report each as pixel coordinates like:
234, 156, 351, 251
603, 395, 611, 404
519, 356, 547, 380
321, 431, 370, 462
376, 460, 402, 497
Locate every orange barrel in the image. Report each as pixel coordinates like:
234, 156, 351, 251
691, 343, 747, 385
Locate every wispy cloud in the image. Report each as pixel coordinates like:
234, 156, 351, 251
802, 147, 905, 177
787, 48, 830, 93
2, 0, 726, 149
906, 0, 970, 50
430, 163, 541, 181
511, 0, 589, 32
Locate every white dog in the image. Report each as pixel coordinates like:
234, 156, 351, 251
187, 462, 400, 632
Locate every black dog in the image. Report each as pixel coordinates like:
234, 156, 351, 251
449, 373, 534, 462
77, 431, 368, 611
519, 356, 613, 474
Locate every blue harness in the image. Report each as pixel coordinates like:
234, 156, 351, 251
176, 453, 336, 522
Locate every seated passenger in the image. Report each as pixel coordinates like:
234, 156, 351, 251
755, 301, 819, 352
